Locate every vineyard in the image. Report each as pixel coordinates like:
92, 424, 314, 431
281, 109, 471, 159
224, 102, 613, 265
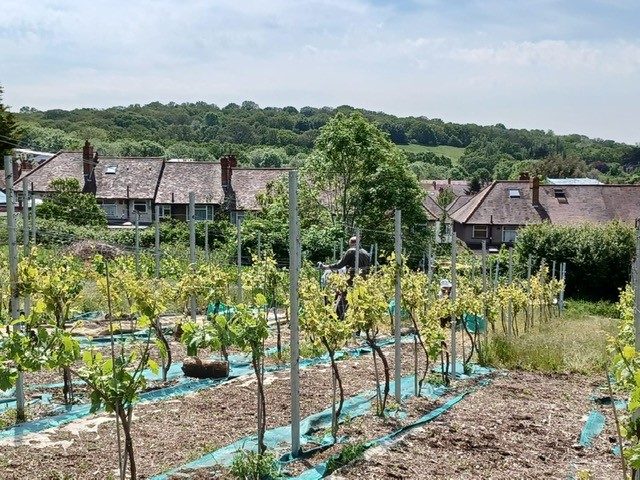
0, 161, 634, 480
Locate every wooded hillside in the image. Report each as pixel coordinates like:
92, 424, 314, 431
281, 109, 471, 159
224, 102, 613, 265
14, 101, 640, 183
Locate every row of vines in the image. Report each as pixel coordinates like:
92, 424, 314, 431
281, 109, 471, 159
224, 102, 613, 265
0, 244, 564, 479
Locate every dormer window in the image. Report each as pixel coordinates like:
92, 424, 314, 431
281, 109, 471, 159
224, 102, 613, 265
105, 165, 117, 174
509, 189, 521, 198
554, 188, 566, 198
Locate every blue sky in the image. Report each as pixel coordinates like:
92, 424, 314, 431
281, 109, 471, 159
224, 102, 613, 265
2, 0, 639, 144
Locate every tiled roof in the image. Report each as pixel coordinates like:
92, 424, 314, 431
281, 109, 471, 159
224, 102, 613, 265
547, 177, 603, 185
420, 179, 469, 198
95, 158, 164, 199
15, 152, 164, 199
446, 194, 473, 214
422, 193, 443, 221
155, 161, 224, 204
450, 180, 640, 226
231, 168, 292, 211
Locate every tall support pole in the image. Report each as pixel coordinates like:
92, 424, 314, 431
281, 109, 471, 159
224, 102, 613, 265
481, 240, 487, 342
340, 239, 344, 258
374, 243, 379, 273
507, 247, 514, 336
635, 228, 640, 349
354, 227, 360, 276
288, 171, 301, 456
427, 243, 433, 283
205, 221, 210, 263
450, 232, 457, 378
189, 192, 196, 321
257, 231, 261, 260
134, 211, 140, 276
5, 156, 24, 419
30, 183, 36, 242
552, 260, 557, 280
154, 205, 160, 279
237, 217, 243, 303
559, 262, 567, 315
394, 210, 402, 403
332, 243, 336, 262
22, 178, 31, 317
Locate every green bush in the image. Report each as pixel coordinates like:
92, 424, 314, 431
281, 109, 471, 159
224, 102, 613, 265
515, 221, 635, 301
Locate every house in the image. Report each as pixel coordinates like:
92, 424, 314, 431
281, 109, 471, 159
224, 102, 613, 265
15, 142, 164, 224
225, 166, 292, 223
449, 178, 640, 249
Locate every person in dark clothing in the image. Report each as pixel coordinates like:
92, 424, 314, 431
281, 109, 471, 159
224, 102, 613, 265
321, 237, 371, 320
325, 236, 371, 281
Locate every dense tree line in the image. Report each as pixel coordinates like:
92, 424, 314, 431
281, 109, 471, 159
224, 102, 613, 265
6, 93, 640, 184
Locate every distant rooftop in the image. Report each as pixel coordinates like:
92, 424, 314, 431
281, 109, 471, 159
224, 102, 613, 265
546, 178, 603, 185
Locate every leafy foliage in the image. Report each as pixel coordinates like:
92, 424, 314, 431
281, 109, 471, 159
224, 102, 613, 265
37, 178, 107, 227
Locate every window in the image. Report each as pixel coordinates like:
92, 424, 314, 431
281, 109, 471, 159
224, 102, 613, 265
553, 188, 565, 198
231, 211, 245, 225
194, 205, 213, 221
502, 226, 518, 243
159, 205, 172, 218
105, 165, 117, 174
472, 225, 489, 239
508, 189, 521, 198
101, 202, 117, 217
133, 200, 147, 214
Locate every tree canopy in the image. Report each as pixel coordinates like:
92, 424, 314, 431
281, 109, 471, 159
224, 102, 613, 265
0, 85, 20, 158
37, 178, 107, 227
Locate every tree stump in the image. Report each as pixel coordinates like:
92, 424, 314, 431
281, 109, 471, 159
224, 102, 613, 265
181, 357, 229, 379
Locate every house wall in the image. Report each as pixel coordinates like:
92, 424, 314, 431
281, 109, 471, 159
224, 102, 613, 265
454, 224, 517, 248
100, 199, 153, 223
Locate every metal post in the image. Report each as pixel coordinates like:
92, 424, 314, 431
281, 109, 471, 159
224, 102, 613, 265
205, 221, 210, 264
374, 243, 379, 273
154, 205, 160, 278
237, 217, 243, 302
632, 232, 640, 352
450, 232, 457, 378
507, 247, 513, 336
552, 260, 557, 280
340, 238, 344, 258
288, 171, 301, 456
332, 243, 336, 262
257, 231, 261, 260
30, 182, 36, 242
427, 243, 433, 283
134, 211, 140, 276
189, 192, 196, 321
355, 227, 360, 276
559, 262, 567, 315
481, 240, 487, 341
22, 178, 31, 318
394, 209, 402, 403
5, 156, 24, 419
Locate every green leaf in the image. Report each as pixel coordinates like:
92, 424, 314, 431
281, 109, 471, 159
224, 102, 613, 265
147, 360, 160, 375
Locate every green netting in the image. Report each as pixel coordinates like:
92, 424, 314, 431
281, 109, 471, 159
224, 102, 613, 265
151, 367, 494, 480
463, 313, 487, 333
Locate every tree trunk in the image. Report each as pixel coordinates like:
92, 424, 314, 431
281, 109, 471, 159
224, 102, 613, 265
153, 319, 171, 382
368, 334, 390, 415
118, 407, 136, 480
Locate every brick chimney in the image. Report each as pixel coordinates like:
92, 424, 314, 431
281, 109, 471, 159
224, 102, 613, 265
83, 140, 95, 176
82, 141, 99, 194
530, 177, 539, 206
221, 154, 237, 188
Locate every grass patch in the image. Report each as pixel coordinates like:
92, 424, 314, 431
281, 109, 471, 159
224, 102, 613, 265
563, 299, 619, 319
229, 449, 280, 479
478, 313, 617, 374
397, 144, 465, 162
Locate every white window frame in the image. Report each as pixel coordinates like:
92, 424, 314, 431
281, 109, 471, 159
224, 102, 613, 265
133, 200, 148, 214
472, 225, 489, 239
502, 226, 518, 243
101, 202, 117, 218
194, 205, 213, 221
159, 205, 172, 218
508, 189, 521, 198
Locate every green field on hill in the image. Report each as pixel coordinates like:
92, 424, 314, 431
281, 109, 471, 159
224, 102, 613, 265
397, 144, 465, 163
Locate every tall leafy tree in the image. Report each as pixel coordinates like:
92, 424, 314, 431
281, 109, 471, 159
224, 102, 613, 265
0, 85, 20, 157
305, 112, 427, 250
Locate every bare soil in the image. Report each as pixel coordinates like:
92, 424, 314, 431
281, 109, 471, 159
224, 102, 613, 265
0, 325, 624, 480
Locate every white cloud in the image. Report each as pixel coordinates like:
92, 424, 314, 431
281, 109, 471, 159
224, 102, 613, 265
1, 0, 639, 144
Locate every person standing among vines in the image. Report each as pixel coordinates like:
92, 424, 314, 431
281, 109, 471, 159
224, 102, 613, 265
321, 236, 371, 319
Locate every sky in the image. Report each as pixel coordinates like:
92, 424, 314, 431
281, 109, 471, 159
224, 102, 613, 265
1, 0, 639, 145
